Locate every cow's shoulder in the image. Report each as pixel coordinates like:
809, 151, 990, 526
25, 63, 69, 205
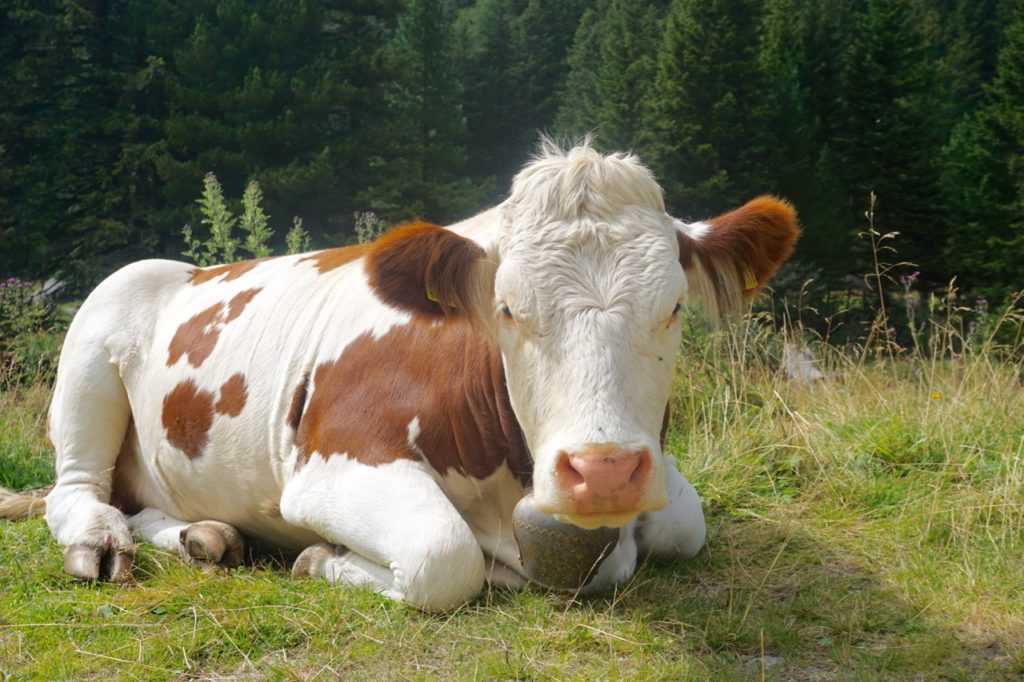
294, 318, 530, 483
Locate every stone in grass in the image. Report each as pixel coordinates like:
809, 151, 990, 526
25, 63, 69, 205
744, 655, 786, 672
512, 493, 619, 590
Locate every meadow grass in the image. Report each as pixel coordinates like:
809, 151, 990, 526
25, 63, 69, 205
1, 312, 1022, 680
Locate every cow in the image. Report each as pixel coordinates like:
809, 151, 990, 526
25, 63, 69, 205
0, 142, 798, 610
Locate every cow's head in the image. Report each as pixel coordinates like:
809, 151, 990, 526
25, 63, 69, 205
367, 142, 798, 529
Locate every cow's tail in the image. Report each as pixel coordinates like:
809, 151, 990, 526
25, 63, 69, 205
0, 487, 47, 520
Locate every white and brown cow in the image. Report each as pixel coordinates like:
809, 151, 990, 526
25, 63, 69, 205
0, 142, 797, 610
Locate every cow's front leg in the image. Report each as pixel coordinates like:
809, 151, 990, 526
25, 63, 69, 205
127, 508, 245, 569
280, 456, 486, 611
635, 455, 706, 560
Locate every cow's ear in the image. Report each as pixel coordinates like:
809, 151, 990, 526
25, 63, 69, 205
366, 221, 496, 323
676, 196, 799, 317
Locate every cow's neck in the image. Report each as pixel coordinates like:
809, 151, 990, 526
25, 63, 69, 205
295, 317, 532, 486
418, 318, 532, 486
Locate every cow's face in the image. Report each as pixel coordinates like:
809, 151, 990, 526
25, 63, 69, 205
367, 144, 798, 530
491, 205, 685, 528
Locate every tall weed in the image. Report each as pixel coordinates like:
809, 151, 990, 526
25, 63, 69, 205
182, 174, 312, 265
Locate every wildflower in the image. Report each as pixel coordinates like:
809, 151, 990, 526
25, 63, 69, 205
907, 297, 916, 310
930, 392, 941, 400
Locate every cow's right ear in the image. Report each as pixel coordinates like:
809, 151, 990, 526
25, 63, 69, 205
366, 221, 496, 324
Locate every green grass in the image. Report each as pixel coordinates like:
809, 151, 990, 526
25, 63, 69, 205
2, 323, 1023, 680
0, 383, 53, 490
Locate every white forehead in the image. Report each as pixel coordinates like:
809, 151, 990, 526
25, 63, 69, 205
498, 141, 666, 244
494, 142, 683, 312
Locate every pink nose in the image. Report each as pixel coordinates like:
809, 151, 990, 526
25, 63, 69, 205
556, 445, 652, 515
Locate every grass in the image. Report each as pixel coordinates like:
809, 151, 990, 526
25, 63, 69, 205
2, 313, 1023, 680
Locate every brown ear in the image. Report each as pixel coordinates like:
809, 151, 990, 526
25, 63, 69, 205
365, 221, 494, 320
677, 196, 799, 316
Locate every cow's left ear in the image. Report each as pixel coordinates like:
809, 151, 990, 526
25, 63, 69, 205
366, 221, 496, 323
676, 196, 799, 317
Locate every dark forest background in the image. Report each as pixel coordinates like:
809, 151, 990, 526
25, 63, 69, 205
1, 0, 1022, 304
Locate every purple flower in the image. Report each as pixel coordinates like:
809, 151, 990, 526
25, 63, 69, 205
907, 297, 917, 310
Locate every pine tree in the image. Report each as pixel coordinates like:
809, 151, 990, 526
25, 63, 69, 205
555, 0, 661, 153
358, 0, 486, 224
0, 0, 138, 286
511, 0, 587, 137
595, 0, 662, 152
554, 3, 606, 139
941, 11, 1024, 301
831, 0, 946, 280
646, 0, 768, 218
758, 0, 847, 269
455, 0, 530, 185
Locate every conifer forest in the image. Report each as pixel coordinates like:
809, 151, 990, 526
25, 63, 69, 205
2, 0, 1022, 304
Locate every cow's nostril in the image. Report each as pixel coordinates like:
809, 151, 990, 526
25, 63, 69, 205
556, 452, 585, 486
628, 451, 650, 486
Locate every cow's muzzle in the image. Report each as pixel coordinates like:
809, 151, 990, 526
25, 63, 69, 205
554, 444, 657, 522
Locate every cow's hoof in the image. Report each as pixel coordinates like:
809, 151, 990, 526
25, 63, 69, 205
179, 521, 245, 569
292, 542, 343, 579
64, 543, 135, 583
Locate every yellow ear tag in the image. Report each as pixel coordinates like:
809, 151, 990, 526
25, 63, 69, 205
742, 266, 758, 291
426, 289, 457, 308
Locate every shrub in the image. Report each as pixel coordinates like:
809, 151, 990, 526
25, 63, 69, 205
0, 278, 64, 386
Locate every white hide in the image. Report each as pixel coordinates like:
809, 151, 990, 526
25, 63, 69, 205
280, 453, 487, 611
636, 455, 707, 560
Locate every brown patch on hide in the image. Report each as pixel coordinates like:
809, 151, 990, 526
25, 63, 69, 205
225, 288, 262, 322
167, 302, 226, 368
162, 380, 215, 460
295, 319, 530, 485
365, 221, 487, 319
189, 258, 268, 286
298, 244, 370, 274
286, 373, 310, 432
167, 288, 262, 368
215, 373, 247, 417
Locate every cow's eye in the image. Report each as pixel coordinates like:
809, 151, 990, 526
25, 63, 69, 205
499, 304, 514, 320
671, 302, 682, 317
